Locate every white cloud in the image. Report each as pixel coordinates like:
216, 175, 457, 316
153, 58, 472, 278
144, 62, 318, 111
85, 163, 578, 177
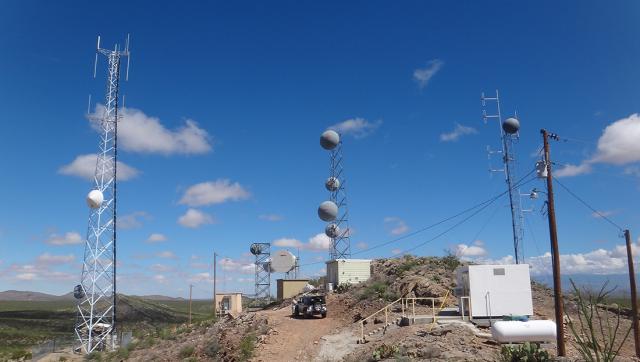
356, 242, 368, 250
307, 233, 331, 251
45, 231, 82, 246
189, 272, 212, 283
554, 163, 593, 178
329, 118, 382, 139
178, 209, 215, 228
591, 113, 640, 165
16, 273, 37, 281
440, 123, 477, 142
179, 179, 250, 207
146, 233, 167, 243
219, 258, 255, 274
413, 59, 444, 89
150, 264, 174, 272
59, 154, 139, 181
153, 275, 167, 284
624, 166, 640, 178
91, 104, 212, 155
119, 211, 151, 229
156, 251, 178, 259
391, 248, 402, 255
455, 243, 488, 258
36, 253, 75, 265
259, 214, 284, 222
273, 238, 303, 248
384, 217, 409, 236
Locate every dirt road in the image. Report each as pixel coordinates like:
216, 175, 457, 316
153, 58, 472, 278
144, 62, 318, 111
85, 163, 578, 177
252, 296, 359, 362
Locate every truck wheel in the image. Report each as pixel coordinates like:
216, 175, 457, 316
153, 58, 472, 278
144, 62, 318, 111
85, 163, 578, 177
321, 312, 327, 318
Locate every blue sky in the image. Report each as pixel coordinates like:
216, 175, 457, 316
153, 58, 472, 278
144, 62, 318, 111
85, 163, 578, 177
1, 1, 639, 298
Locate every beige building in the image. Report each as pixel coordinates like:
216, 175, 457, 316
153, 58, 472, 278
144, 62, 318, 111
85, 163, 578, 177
326, 259, 371, 289
215, 292, 242, 316
276, 279, 310, 301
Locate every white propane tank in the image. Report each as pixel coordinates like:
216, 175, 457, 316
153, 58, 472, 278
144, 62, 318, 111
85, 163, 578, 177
491, 320, 557, 343
86, 190, 104, 209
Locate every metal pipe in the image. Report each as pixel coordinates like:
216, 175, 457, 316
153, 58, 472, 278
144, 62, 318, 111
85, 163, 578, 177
624, 229, 640, 357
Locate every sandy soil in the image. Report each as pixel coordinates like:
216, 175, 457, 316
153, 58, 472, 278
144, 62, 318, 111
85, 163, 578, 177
252, 295, 354, 362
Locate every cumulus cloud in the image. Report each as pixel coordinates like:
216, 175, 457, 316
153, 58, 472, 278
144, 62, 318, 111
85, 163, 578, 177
156, 251, 178, 259
554, 163, 593, 178
356, 242, 368, 250
119, 211, 151, 229
153, 275, 167, 284
440, 123, 477, 142
329, 118, 382, 139
554, 114, 640, 178
384, 217, 409, 236
455, 243, 488, 258
591, 114, 640, 165
391, 248, 402, 255
259, 214, 284, 222
307, 233, 332, 251
591, 210, 615, 219
178, 209, 215, 228
179, 179, 251, 207
273, 238, 303, 248
146, 233, 167, 243
219, 258, 255, 274
58, 154, 139, 181
45, 231, 83, 246
90, 104, 212, 155
413, 59, 444, 89
36, 253, 75, 265
149, 263, 174, 272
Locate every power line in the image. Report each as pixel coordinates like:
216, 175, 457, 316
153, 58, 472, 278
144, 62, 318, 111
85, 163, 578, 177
298, 168, 537, 268
552, 176, 623, 232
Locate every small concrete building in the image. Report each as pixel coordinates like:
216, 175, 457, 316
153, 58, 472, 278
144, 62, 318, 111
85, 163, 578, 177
277, 279, 309, 300
326, 259, 371, 289
454, 264, 533, 318
215, 292, 242, 316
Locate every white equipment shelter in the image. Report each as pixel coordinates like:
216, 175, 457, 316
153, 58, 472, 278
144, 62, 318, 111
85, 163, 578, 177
326, 259, 371, 288
455, 264, 533, 318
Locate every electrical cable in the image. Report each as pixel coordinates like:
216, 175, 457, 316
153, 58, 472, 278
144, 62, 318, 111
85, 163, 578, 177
552, 176, 623, 232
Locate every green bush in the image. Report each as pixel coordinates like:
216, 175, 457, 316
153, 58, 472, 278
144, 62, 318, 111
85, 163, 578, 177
359, 281, 397, 301
371, 344, 400, 361
239, 333, 255, 361
8, 349, 32, 361
85, 351, 102, 361
203, 340, 220, 357
178, 345, 195, 358
441, 249, 460, 271
500, 342, 549, 362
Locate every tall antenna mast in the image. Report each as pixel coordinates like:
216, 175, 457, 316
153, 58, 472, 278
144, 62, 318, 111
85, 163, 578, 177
481, 90, 525, 264
250, 243, 271, 305
319, 130, 352, 260
74, 34, 130, 354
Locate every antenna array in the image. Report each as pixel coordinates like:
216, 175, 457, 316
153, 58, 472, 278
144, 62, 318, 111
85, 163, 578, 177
481, 90, 525, 264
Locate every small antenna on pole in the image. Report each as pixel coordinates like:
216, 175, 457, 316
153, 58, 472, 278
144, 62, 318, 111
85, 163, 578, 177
87, 94, 92, 115
93, 36, 101, 79
125, 34, 131, 81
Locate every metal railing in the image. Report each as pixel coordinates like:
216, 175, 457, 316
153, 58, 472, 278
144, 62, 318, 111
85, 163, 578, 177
357, 292, 472, 343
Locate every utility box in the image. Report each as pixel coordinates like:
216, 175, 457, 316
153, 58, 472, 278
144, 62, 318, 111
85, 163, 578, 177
277, 279, 310, 301
454, 264, 533, 318
215, 292, 243, 316
326, 259, 371, 288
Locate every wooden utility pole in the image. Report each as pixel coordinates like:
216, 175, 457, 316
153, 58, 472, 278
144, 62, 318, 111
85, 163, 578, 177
213, 252, 217, 318
188, 284, 193, 325
625, 229, 640, 357
541, 129, 566, 356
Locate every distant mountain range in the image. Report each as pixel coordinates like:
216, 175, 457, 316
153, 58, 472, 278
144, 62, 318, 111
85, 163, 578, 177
533, 273, 639, 296
0, 290, 185, 302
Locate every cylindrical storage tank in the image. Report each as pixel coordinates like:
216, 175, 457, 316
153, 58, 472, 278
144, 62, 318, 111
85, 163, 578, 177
491, 320, 557, 343
327, 283, 334, 293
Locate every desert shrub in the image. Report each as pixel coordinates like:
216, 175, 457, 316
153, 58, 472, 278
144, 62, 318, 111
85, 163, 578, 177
179, 345, 195, 358
335, 282, 352, 293
58, 357, 68, 362
359, 281, 397, 301
203, 340, 220, 357
565, 280, 632, 362
85, 351, 102, 361
8, 349, 32, 361
115, 346, 130, 359
371, 344, 400, 361
441, 249, 460, 271
239, 333, 255, 361
397, 257, 420, 275
500, 342, 549, 362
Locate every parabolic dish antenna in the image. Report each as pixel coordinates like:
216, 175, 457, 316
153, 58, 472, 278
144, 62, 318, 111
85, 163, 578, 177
502, 117, 520, 134
86, 189, 104, 209
325, 177, 340, 192
269, 250, 296, 273
320, 130, 340, 150
318, 201, 338, 222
